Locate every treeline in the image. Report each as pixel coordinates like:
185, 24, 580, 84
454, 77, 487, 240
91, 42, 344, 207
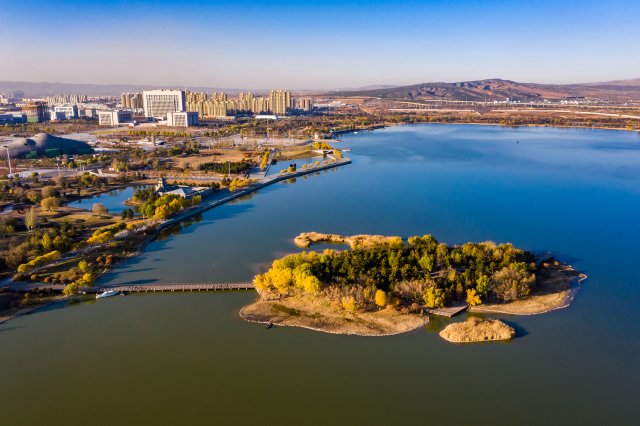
383, 112, 640, 130
198, 161, 253, 174
255, 235, 537, 311
136, 193, 202, 220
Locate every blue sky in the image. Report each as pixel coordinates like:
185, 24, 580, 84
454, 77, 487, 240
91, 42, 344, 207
2, 0, 639, 89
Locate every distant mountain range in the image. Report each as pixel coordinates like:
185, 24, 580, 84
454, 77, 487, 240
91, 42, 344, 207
2, 78, 640, 101
588, 78, 640, 87
329, 78, 640, 102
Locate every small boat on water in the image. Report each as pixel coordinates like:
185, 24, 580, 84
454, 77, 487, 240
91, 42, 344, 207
265, 321, 274, 329
96, 290, 121, 299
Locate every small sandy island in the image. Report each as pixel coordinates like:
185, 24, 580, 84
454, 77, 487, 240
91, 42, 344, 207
439, 318, 515, 343
294, 232, 402, 249
240, 296, 428, 336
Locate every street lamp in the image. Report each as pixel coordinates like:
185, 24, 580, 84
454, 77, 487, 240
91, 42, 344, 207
2, 146, 12, 175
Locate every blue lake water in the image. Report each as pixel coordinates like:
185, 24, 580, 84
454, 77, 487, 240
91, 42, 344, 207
67, 185, 147, 214
1, 124, 639, 425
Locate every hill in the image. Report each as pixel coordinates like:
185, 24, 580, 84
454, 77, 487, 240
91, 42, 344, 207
587, 78, 640, 87
329, 78, 640, 102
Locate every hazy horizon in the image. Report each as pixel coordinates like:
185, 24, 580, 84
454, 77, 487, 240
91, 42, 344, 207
2, 0, 640, 89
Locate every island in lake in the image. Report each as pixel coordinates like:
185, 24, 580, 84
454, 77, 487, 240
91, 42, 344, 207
240, 232, 584, 340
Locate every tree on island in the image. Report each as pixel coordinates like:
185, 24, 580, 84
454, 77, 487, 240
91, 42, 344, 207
254, 235, 538, 312
92, 203, 108, 217
374, 290, 388, 308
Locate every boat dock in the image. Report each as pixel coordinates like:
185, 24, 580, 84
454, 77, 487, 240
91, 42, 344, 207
89, 282, 254, 294
425, 304, 469, 317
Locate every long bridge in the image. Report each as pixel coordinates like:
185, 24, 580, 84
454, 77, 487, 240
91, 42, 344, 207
87, 282, 255, 294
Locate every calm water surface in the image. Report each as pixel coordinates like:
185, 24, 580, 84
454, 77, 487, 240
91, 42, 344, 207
67, 185, 147, 214
1, 125, 639, 425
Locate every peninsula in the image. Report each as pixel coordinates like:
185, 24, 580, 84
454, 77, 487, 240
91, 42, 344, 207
240, 232, 583, 338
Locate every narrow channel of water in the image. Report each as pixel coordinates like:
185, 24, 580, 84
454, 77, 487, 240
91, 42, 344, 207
67, 185, 148, 214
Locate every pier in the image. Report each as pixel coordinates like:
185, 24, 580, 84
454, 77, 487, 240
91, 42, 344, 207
89, 282, 254, 294
425, 304, 469, 317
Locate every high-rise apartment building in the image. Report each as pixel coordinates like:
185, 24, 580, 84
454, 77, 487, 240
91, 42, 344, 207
142, 90, 186, 119
121, 92, 143, 110
211, 92, 228, 102
46, 94, 87, 104
297, 97, 314, 111
268, 90, 291, 115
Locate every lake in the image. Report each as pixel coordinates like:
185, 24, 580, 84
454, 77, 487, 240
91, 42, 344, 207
1, 124, 639, 425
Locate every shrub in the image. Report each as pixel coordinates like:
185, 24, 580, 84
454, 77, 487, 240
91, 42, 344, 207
17, 251, 62, 273
374, 290, 388, 307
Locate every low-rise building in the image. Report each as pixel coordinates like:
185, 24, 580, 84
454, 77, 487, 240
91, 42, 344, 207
98, 110, 134, 126
0, 113, 27, 124
49, 105, 79, 120
21, 101, 49, 123
79, 108, 97, 118
155, 177, 211, 199
166, 111, 198, 127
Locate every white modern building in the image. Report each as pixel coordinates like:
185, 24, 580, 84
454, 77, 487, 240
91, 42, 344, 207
142, 90, 186, 119
166, 111, 198, 127
49, 105, 78, 120
98, 110, 134, 126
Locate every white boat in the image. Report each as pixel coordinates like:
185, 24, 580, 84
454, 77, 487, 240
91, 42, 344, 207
96, 290, 121, 299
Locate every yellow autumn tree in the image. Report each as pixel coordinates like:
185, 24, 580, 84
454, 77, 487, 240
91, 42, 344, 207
423, 286, 445, 308
154, 204, 170, 220
466, 288, 482, 306
374, 289, 388, 308
341, 295, 357, 312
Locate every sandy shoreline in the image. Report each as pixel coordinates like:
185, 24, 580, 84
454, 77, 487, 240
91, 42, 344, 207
239, 297, 429, 337
0, 295, 72, 325
470, 265, 586, 316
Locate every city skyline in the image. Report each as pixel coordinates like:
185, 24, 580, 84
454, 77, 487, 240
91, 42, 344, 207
2, 0, 640, 89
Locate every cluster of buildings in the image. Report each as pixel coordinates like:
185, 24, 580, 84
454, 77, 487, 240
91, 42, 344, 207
0, 101, 48, 124
120, 92, 144, 111
101, 88, 311, 128
45, 94, 88, 105
0, 91, 110, 124
1, 87, 315, 128
185, 90, 312, 118
0, 91, 25, 105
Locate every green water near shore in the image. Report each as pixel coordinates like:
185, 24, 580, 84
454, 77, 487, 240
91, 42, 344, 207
1, 124, 639, 425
